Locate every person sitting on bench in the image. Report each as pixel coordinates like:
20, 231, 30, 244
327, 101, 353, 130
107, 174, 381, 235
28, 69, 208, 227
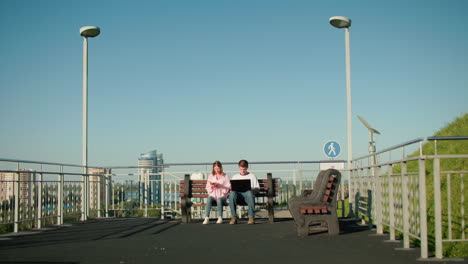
228, 159, 259, 225
203, 161, 231, 224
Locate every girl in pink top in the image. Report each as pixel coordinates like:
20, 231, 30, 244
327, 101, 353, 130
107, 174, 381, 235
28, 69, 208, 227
203, 161, 231, 224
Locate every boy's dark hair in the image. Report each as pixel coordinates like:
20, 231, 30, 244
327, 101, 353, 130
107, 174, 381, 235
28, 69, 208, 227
238, 159, 249, 168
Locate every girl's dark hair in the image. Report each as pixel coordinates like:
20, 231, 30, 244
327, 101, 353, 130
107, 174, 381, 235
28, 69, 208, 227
212, 160, 224, 175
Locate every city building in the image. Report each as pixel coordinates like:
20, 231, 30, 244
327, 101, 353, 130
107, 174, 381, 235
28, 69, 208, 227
0, 170, 35, 205
0, 172, 14, 202
138, 150, 163, 204
88, 168, 111, 210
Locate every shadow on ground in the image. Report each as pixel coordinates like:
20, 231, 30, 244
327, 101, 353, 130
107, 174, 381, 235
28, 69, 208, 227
0, 217, 465, 264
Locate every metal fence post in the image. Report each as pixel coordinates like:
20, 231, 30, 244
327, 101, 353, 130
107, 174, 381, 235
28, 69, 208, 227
144, 174, 148, 217
433, 157, 443, 258
447, 174, 452, 240
348, 167, 355, 217
388, 164, 395, 240
37, 173, 43, 229
375, 165, 383, 234
161, 172, 165, 220
81, 171, 87, 221
418, 158, 428, 259
86, 173, 90, 219
292, 170, 297, 197
401, 161, 410, 248
461, 173, 465, 240
97, 173, 101, 218
13, 171, 20, 233
111, 178, 114, 212
105, 174, 109, 218
57, 170, 64, 225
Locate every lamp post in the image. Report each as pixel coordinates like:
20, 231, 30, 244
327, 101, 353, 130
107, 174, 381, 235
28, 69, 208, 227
80, 26, 100, 221
329, 16, 352, 170
329, 16, 352, 217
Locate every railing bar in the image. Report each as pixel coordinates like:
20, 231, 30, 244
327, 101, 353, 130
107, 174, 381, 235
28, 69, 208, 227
427, 136, 468, 141
443, 239, 468, 242
354, 138, 424, 161
461, 173, 465, 240
447, 174, 452, 240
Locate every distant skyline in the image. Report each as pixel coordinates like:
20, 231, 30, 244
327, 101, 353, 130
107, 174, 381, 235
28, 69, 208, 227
1, 0, 467, 167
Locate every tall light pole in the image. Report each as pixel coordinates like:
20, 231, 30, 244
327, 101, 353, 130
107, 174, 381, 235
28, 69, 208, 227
329, 16, 352, 217
80, 26, 100, 221
329, 16, 352, 170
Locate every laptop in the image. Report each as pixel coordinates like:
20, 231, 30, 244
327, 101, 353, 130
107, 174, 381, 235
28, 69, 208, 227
230, 179, 251, 192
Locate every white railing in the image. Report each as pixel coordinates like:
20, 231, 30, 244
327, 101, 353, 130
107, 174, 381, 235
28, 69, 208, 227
350, 136, 468, 260
3, 137, 466, 259
0, 159, 345, 231
102, 160, 346, 219
0, 159, 86, 232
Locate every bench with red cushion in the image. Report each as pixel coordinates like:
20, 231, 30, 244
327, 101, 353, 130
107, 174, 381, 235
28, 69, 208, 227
179, 173, 279, 223
288, 169, 341, 236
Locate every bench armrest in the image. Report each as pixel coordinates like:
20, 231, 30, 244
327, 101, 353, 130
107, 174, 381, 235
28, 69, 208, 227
252, 188, 260, 196
301, 189, 313, 197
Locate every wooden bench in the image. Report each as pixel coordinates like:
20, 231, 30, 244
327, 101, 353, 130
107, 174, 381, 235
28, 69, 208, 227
288, 169, 342, 236
179, 173, 279, 223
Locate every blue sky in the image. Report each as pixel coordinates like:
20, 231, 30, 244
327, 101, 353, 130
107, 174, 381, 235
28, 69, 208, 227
1, 0, 467, 167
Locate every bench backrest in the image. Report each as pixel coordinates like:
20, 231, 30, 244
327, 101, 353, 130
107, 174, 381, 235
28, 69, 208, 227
306, 169, 341, 205
303, 170, 327, 201
321, 171, 340, 204
179, 173, 279, 199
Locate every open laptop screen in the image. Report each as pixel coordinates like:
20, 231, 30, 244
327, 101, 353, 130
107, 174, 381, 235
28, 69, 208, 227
230, 179, 251, 192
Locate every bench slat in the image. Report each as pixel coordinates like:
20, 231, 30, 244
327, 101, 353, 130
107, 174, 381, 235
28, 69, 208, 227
300, 206, 329, 214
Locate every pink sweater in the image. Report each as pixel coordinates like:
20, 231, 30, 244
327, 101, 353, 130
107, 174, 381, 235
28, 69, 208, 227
205, 174, 231, 199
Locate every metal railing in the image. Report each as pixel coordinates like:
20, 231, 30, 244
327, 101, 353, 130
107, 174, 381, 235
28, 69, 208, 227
0, 159, 345, 231
101, 160, 347, 219
2, 136, 466, 260
350, 136, 468, 260
0, 159, 86, 232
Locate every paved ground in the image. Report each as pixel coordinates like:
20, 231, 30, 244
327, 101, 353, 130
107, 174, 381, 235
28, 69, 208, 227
0, 216, 466, 264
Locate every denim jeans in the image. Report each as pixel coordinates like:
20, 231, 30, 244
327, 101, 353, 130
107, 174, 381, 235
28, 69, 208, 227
228, 190, 255, 217
205, 196, 227, 218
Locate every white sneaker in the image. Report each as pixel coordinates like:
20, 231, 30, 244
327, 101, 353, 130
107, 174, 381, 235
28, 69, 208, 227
216, 217, 223, 224
203, 217, 209, 225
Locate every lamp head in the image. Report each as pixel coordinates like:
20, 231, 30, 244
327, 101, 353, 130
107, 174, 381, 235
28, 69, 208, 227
357, 115, 381, 135
80, 26, 101, 38
329, 16, 351, 29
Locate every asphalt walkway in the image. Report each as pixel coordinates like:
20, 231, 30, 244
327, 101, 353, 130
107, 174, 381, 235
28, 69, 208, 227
0, 217, 466, 264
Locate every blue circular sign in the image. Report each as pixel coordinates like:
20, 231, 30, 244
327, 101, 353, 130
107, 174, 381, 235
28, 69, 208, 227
323, 140, 341, 158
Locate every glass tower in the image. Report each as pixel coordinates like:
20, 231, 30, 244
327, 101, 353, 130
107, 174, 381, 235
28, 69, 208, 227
138, 150, 164, 204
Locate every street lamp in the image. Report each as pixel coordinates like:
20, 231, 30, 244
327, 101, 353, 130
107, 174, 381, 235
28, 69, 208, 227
329, 16, 352, 169
80, 26, 100, 221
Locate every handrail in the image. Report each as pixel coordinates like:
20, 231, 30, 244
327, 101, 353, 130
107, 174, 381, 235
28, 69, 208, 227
352, 137, 424, 161
427, 136, 468, 141
97, 160, 348, 169
0, 170, 109, 176
1, 158, 347, 170
0, 158, 84, 168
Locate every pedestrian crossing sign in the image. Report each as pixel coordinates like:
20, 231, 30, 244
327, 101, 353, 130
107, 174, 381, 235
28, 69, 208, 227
324, 140, 341, 158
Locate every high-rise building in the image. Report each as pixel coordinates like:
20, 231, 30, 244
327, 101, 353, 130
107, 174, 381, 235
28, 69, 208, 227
88, 168, 111, 210
0, 172, 14, 202
0, 170, 34, 205
138, 150, 163, 204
